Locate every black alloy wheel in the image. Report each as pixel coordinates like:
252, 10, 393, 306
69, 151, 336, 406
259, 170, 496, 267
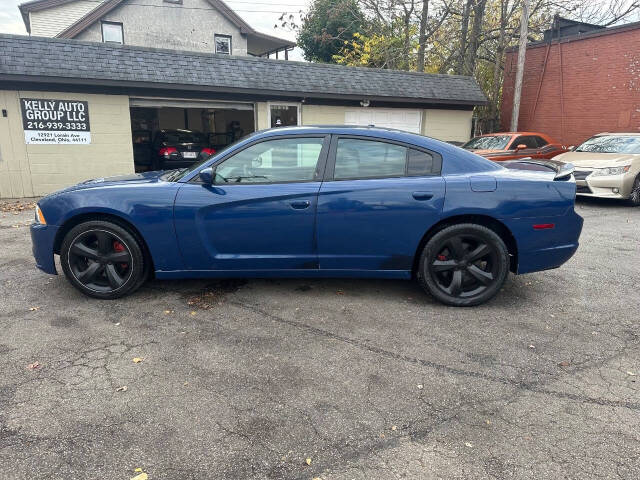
418, 224, 509, 307
60, 220, 146, 299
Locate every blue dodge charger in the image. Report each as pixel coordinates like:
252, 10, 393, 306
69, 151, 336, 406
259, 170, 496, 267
31, 126, 583, 306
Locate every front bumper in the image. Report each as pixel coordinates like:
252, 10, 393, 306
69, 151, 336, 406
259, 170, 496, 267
574, 170, 634, 199
30, 223, 59, 274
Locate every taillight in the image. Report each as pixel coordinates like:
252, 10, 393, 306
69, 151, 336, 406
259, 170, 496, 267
159, 147, 177, 157
201, 147, 216, 156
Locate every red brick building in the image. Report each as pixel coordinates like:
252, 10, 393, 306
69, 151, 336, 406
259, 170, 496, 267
501, 18, 640, 147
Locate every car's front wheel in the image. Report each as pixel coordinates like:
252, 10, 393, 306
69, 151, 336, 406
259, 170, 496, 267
417, 224, 510, 307
629, 174, 640, 207
60, 220, 146, 299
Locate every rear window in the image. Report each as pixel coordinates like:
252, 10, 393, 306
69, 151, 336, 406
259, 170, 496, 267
160, 130, 207, 144
463, 135, 511, 150
576, 135, 640, 154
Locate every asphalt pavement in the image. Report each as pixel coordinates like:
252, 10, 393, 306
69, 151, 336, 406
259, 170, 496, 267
0, 197, 638, 479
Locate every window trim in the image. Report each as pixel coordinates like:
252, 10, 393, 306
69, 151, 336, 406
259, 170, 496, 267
189, 134, 331, 185
325, 135, 443, 182
214, 34, 232, 55
101, 21, 124, 44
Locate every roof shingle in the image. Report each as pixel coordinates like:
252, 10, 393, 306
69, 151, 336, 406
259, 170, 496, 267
0, 34, 487, 105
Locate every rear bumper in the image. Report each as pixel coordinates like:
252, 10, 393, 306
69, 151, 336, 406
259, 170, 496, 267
507, 210, 584, 274
30, 223, 58, 275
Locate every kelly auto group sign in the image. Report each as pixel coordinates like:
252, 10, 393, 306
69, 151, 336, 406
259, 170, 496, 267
21, 98, 91, 144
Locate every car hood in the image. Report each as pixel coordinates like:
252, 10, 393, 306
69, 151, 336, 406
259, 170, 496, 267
467, 149, 503, 155
554, 152, 638, 168
49, 170, 167, 196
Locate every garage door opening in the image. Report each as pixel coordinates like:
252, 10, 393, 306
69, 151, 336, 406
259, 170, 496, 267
129, 98, 255, 172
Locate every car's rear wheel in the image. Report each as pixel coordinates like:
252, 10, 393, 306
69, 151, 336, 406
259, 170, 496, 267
629, 174, 640, 206
417, 224, 509, 307
60, 220, 146, 299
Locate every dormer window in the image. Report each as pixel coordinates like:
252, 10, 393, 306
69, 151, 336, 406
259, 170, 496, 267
215, 35, 232, 55
101, 22, 123, 44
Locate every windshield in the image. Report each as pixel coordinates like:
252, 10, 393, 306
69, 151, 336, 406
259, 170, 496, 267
162, 139, 240, 182
463, 135, 511, 151
576, 135, 640, 154
161, 130, 207, 144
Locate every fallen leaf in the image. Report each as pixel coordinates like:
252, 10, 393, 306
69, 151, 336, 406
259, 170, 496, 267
132, 357, 143, 363
164, 310, 173, 314
130, 473, 147, 480
417, 384, 424, 390
485, 419, 491, 425
116, 386, 128, 392
190, 311, 197, 316
558, 361, 570, 367
391, 425, 397, 431
528, 344, 535, 349
27, 361, 41, 370
134, 468, 143, 473
627, 371, 637, 376
465, 442, 473, 448
305, 458, 312, 466
29, 306, 40, 311
114, 322, 121, 326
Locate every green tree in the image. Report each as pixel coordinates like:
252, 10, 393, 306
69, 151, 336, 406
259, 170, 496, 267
297, 0, 367, 63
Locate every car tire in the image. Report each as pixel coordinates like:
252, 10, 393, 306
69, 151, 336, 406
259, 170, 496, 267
417, 224, 509, 307
628, 174, 640, 207
60, 220, 147, 299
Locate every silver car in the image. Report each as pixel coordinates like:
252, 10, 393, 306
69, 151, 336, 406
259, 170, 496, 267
554, 133, 640, 206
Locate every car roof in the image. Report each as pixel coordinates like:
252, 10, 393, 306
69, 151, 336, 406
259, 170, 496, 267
252, 125, 433, 144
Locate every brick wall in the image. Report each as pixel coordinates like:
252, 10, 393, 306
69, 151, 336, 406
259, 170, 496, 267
501, 26, 640, 146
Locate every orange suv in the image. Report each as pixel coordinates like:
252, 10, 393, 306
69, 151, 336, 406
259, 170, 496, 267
462, 132, 568, 161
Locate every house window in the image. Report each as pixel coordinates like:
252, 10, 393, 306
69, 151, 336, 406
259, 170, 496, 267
101, 22, 123, 44
215, 35, 232, 55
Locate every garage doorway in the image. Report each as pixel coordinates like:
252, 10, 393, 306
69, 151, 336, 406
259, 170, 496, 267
344, 108, 422, 134
129, 98, 255, 172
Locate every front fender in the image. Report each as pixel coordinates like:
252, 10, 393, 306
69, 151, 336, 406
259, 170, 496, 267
38, 183, 184, 272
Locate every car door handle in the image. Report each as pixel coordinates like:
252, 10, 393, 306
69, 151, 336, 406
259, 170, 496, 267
290, 200, 311, 209
412, 191, 434, 201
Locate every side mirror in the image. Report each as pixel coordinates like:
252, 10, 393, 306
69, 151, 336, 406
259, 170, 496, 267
515, 144, 528, 150
567, 145, 576, 151
199, 167, 214, 184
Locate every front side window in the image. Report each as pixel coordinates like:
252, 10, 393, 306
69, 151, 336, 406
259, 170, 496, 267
101, 22, 123, 44
215, 35, 232, 55
215, 137, 324, 184
534, 136, 548, 147
576, 135, 640, 154
512, 136, 538, 149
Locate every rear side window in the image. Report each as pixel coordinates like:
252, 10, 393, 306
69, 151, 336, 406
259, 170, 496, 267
407, 149, 434, 176
334, 139, 406, 179
333, 138, 439, 180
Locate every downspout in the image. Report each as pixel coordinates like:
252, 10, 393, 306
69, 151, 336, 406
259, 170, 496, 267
559, 40, 565, 142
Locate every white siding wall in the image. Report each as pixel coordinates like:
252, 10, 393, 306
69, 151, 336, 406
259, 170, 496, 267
29, 1, 96, 37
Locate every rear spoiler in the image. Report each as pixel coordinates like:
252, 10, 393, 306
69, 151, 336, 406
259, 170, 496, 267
500, 158, 575, 181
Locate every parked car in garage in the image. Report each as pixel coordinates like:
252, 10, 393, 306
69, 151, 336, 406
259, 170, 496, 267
30, 126, 583, 307
152, 129, 216, 170
553, 133, 640, 205
462, 132, 568, 161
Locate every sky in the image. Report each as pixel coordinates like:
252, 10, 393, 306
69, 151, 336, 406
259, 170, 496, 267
0, 0, 311, 59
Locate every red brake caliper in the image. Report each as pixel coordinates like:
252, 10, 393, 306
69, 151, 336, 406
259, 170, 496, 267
437, 254, 447, 261
112, 241, 128, 269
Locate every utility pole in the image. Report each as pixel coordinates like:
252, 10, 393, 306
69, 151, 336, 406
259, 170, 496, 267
510, 0, 531, 131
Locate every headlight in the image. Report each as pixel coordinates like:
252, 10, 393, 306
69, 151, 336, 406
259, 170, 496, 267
591, 165, 631, 176
34, 205, 47, 225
